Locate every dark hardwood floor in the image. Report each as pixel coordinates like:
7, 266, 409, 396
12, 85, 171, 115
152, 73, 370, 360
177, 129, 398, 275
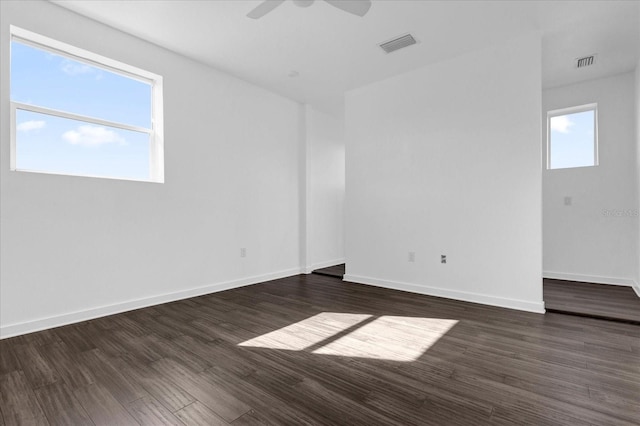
544, 278, 640, 324
311, 264, 345, 279
1, 274, 639, 425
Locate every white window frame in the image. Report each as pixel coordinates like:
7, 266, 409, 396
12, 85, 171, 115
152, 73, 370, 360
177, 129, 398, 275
9, 25, 164, 183
546, 103, 598, 170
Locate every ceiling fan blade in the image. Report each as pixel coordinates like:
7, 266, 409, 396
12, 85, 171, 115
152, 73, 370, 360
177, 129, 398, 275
323, 0, 371, 17
247, 0, 286, 19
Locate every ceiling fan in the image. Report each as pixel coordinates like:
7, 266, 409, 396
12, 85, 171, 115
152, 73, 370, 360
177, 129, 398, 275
247, 0, 372, 19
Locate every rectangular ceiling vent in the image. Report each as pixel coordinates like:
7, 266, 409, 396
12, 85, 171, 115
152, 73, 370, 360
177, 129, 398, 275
379, 33, 417, 54
576, 55, 595, 68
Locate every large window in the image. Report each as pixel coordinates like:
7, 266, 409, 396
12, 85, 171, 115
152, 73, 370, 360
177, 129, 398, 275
10, 26, 164, 182
547, 103, 598, 170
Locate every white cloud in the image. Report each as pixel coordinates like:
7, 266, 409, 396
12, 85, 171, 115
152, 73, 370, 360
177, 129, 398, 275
550, 115, 574, 134
17, 120, 46, 132
62, 125, 126, 147
61, 60, 94, 76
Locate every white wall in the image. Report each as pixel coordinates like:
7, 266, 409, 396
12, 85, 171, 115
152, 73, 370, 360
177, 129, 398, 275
303, 105, 345, 272
0, 0, 304, 337
344, 33, 544, 313
542, 73, 639, 292
636, 60, 640, 293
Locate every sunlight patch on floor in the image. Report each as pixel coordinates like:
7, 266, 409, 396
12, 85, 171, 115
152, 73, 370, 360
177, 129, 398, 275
238, 312, 458, 362
237, 312, 372, 351
312, 316, 458, 361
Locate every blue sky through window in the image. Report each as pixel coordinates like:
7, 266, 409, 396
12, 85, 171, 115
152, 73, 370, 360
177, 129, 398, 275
16, 109, 150, 180
11, 40, 152, 180
549, 109, 596, 169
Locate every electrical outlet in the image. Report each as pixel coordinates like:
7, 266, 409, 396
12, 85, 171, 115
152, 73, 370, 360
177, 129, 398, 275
564, 196, 572, 206
240, 248, 247, 258
408, 251, 415, 263
441, 255, 447, 264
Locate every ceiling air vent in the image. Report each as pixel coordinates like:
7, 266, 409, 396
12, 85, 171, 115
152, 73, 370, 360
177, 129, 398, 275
576, 55, 596, 68
379, 33, 417, 54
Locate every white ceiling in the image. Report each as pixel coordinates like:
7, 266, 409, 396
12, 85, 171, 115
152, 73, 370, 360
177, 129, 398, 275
53, 0, 640, 115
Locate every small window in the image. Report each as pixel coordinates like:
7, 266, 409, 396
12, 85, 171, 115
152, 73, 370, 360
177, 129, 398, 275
547, 103, 598, 170
10, 26, 164, 182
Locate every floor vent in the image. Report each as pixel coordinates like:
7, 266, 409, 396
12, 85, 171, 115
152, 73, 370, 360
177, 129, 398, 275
379, 33, 417, 54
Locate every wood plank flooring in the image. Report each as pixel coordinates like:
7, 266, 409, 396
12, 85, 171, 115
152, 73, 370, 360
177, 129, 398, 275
1, 274, 639, 425
544, 278, 640, 324
311, 264, 345, 279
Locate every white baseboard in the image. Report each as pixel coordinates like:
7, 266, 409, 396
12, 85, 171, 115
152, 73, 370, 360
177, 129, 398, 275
303, 258, 345, 274
344, 274, 545, 314
0, 267, 303, 339
543, 271, 640, 298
